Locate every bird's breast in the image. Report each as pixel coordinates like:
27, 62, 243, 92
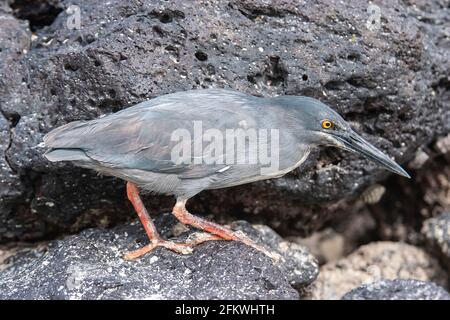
270, 147, 311, 178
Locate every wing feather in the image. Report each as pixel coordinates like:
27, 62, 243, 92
44, 89, 262, 179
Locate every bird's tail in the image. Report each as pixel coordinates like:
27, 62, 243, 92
43, 120, 86, 146
43, 120, 92, 162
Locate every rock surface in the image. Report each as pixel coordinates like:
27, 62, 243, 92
308, 241, 448, 300
342, 279, 450, 300
290, 209, 377, 264
365, 133, 450, 245
422, 212, 450, 268
0, 214, 318, 299
0, 0, 449, 241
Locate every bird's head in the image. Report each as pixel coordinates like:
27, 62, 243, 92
272, 95, 410, 178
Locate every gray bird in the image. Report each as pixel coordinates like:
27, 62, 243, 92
44, 88, 409, 260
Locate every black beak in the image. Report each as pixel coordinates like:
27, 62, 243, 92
333, 130, 411, 178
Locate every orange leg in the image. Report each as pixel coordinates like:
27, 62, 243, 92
172, 200, 280, 261
124, 182, 224, 260
124, 182, 193, 260
126, 181, 161, 241
124, 183, 279, 261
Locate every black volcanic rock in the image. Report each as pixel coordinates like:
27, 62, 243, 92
342, 279, 450, 300
0, 215, 317, 299
0, 0, 449, 241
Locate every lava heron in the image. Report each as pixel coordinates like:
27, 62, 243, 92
44, 89, 409, 260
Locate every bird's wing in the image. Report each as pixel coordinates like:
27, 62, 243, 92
44, 89, 262, 179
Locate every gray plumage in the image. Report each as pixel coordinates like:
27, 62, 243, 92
44, 88, 409, 200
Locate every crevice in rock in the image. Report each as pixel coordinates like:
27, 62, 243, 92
432, 77, 450, 93
9, 0, 63, 31
324, 80, 345, 90
360, 134, 450, 246
194, 50, 208, 61
325, 76, 373, 90
97, 98, 122, 113
264, 55, 288, 87
229, 1, 308, 21
149, 9, 185, 24
247, 55, 288, 87
0, 108, 19, 174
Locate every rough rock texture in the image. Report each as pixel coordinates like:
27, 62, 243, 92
0, 214, 318, 299
422, 212, 450, 269
364, 133, 450, 244
342, 279, 450, 300
307, 241, 448, 300
291, 209, 377, 264
0, 0, 449, 241
289, 228, 346, 265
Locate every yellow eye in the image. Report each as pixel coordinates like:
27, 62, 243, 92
321, 120, 334, 129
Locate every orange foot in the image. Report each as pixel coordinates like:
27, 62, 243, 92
124, 233, 223, 260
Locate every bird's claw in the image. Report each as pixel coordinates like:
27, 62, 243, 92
233, 231, 282, 263
186, 232, 223, 244
124, 232, 226, 260
123, 232, 281, 263
123, 240, 193, 260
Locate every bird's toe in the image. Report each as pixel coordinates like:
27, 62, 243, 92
123, 240, 194, 260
